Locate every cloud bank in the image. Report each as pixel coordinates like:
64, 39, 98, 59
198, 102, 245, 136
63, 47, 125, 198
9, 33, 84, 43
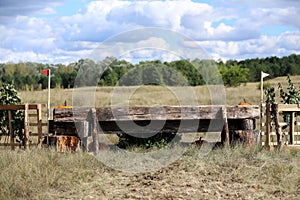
0, 0, 299, 63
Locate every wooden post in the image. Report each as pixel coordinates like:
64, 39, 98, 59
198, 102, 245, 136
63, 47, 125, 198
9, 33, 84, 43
265, 104, 271, 149
37, 104, 43, 147
222, 106, 230, 146
272, 104, 282, 149
8, 110, 14, 150
289, 112, 295, 145
24, 103, 30, 150
47, 69, 51, 120
90, 108, 99, 154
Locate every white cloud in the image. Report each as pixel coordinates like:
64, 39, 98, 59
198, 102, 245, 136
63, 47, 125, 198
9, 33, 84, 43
0, 0, 299, 63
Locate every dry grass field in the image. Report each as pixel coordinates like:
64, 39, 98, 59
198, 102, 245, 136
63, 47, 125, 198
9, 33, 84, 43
19, 75, 300, 108
0, 145, 299, 200
0, 76, 299, 199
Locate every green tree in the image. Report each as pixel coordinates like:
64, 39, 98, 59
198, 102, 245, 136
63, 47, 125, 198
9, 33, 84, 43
219, 64, 249, 87
141, 64, 163, 85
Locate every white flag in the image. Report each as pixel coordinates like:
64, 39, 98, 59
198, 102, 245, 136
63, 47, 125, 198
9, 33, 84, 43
262, 71, 269, 79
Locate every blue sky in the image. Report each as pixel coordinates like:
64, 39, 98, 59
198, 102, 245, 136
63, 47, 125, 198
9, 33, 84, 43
0, 0, 299, 63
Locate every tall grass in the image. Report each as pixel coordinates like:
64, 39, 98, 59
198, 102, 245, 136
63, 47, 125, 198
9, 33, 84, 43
0, 145, 299, 199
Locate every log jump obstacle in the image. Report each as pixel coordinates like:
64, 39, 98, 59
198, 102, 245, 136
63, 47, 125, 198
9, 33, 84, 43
53, 105, 260, 152
0, 104, 261, 151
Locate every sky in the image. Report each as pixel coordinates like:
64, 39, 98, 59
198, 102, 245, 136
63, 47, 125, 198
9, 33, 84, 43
0, 0, 299, 63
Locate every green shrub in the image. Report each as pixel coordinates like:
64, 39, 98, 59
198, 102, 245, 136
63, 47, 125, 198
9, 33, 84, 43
117, 132, 180, 150
0, 83, 24, 143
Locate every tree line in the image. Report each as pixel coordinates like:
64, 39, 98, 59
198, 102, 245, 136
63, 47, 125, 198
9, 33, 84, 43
0, 54, 299, 90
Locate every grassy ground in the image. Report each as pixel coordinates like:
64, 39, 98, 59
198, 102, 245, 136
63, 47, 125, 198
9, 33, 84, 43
0, 145, 299, 200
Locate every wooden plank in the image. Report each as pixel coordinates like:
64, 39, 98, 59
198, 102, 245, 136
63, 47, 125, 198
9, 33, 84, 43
0, 104, 46, 111
278, 104, 300, 112
30, 133, 48, 136
24, 103, 30, 150
261, 131, 300, 136
29, 123, 48, 126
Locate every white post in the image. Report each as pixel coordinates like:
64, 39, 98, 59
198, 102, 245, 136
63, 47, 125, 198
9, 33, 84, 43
260, 71, 269, 133
48, 69, 51, 120
260, 71, 263, 131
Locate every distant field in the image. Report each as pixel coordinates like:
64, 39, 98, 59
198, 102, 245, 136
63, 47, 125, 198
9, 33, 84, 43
19, 75, 300, 109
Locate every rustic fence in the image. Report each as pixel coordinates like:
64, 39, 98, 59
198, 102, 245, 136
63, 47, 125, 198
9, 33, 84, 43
261, 103, 300, 148
0, 104, 47, 149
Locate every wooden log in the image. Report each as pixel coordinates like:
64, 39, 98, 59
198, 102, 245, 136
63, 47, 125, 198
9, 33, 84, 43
241, 119, 255, 130
53, 107, 90, 122
53, 105, 260, 122
95, 106, 260, 121
230, 130, 255, 147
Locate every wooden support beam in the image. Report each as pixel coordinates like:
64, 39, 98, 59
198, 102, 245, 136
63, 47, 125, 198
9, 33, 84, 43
222, 106, 230, 146
8, 110, 14, 150
89, 108, 99, 154
24, 103, 30, 150
265, 104, 271, 149
37, 104, 43, 147
290, 112, 295, 145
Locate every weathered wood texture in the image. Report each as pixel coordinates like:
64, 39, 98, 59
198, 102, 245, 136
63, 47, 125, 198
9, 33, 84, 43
53, 105, 260, 122
230, 130, 260, 147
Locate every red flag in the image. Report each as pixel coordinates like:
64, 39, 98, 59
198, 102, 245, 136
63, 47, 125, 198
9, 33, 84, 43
41, 69, 49, 76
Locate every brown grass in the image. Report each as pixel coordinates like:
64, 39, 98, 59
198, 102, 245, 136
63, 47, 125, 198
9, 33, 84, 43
0, 145, 299, 199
